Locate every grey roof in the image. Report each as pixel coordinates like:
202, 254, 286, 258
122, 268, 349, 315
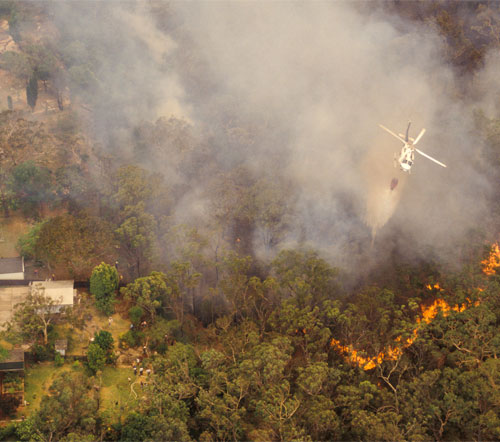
0, 348, 24, 371
0, 257, 23, 274
54, 339, 67, 350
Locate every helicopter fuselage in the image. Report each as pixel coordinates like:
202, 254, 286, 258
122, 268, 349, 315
397, 143, 414, 172
380, 122, 447, 171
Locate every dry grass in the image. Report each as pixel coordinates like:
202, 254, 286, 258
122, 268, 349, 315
53, 294, 131, 356
0, 216, 32, 258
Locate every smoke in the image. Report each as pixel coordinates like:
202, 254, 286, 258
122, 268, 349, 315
50, 2, 497, 274
47, 1, 190, 147
169, 2, 492, 267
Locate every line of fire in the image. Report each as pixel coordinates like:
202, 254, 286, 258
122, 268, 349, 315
330, 243, 500, 370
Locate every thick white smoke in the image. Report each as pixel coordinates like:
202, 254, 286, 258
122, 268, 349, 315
50, 1, 496, 272
170, 2, 491, 266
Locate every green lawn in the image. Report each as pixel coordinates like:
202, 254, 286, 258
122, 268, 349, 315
100, 366, 139, 415
20, 363, 138, 420
22, 362, 69, 416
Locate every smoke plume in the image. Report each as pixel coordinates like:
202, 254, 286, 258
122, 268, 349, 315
51, 1, 497, 274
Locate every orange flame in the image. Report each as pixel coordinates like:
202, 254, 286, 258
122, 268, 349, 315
482, 243, 500, 275
331, 241, 497, 371
426, 283, 443, 291
331, 297, 477, 370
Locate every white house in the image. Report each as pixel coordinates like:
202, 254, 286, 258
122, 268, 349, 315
30, 280, 75, 312
0, 280, 75, 328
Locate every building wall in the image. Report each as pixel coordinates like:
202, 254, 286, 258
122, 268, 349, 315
0, 272, 24, 280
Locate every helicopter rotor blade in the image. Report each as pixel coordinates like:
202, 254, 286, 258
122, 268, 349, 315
413, 128, 426, 145
379, 125, 407, 144
415, 148, 447, 168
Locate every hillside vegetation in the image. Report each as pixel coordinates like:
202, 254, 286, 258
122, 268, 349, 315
0, 1, 499, 441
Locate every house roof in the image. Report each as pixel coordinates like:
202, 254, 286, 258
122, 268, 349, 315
54, 339, 67, 350
0, 286, 29, 325
0, 348, 24, 371
31, 281, 74, 306
0, 257, 23, 274
0, 281, 75, 329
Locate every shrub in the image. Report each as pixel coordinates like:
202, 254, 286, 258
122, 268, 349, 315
118, 330, 143, 349
128, 306, 144, 325
54, 352, 64, 367
94, 330, 114, 352
90, 263, 119, 315
86, 343, 105, 374
0, 395, 21, 417
31, 343, 55, 362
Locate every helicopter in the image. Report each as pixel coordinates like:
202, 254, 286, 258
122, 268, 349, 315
379, 122, 447, 173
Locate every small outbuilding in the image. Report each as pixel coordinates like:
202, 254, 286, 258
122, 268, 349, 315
0, 349, 24, 373
0, 257, 24, 280
54, 339, 68, 356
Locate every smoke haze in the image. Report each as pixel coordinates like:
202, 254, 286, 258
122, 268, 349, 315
51, 1, 497, 274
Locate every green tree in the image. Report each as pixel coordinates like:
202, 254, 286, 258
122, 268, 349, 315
0, 51, 31, 80
90, 262, 119, 315
150, 343, 198, 401
145, 318, 181, 353
0, 166, 14, 217
164, 261, 201, 325
16, 220, 45, 260
33, 214, 117, 279
93, 330, 114, 352
271, 249, 340, 307
24, 371, 99, 441
128, 305, 144, 325
8, 161, 52, 219
25, 43, 60, 89
122, 409, 191, 442
108, 165, 169, 277
196, 348, 249, 441
121, 271, 167, 323
26, 75, 38, 111
120, 412, 153, 442
55, 165, 89, 204
253, 178, 294, 250
7, 284, 64, 345
115, 209, 157, 278
110, 165, 154, 211
217, 253, 252, 320
86, 343, 106, 374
